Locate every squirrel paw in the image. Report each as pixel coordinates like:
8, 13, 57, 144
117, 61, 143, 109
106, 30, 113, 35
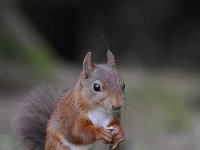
61, 146, 70, 150
111, 125, 125, 149
95, 127, 113, 144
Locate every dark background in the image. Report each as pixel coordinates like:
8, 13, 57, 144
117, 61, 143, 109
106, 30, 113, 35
0, 0, 200, 150
2, 0, 200, 67
20, 0, 200, 67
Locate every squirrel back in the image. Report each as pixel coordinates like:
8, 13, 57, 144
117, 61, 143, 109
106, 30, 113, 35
14, 88, 64, 150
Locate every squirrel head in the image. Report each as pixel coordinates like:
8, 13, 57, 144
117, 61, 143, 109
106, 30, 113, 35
76, 50, 125, 113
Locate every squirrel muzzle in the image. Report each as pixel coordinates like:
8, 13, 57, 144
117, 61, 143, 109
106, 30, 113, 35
112, 105, 122, 111
111, 95, 123, 111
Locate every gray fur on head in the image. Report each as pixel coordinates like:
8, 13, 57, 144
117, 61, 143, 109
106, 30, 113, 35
81, 51, 124, 112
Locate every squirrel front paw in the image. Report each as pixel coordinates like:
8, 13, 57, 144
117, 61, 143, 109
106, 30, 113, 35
95, 127, 113, 144
111, 125, 125, 149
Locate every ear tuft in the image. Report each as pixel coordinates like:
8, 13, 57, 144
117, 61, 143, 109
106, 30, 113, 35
83, 52, 95, 79
107, 50, 116, 68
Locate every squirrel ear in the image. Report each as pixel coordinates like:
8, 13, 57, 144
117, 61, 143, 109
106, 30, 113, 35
107, 50, 116, 68
82, 52, 95, 79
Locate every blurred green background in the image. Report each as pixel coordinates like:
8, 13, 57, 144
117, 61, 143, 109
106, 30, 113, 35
0, 0, 200, 150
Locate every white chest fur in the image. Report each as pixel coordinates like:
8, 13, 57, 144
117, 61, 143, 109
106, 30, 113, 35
88, 109, 113, 128
62, 139, 92, 150
62, 110, 113, 150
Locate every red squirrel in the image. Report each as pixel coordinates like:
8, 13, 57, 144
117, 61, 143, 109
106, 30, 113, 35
15, 50, 125, 150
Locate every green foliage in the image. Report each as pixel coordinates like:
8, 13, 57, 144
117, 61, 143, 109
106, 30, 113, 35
0, 34, 55, 78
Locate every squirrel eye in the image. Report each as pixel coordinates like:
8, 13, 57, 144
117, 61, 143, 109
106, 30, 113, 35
122, 83, 125, 91
93, 83, 101, 92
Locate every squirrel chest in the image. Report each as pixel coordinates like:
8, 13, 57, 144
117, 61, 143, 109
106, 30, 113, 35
61, 110, 113, 150
88, 109, 113, 127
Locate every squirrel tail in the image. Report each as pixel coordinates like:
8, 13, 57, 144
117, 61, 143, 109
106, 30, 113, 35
14, 88, 62, 150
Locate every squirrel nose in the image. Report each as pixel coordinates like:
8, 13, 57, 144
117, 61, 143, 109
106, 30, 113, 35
112, 105, 122, 111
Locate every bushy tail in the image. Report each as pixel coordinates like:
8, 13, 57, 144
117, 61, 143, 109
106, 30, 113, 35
14, 88, 63, 150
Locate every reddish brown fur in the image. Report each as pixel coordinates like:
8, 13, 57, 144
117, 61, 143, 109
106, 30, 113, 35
46, 92, 123, 150
46, 89, 122, 149
45, 51, 125, 150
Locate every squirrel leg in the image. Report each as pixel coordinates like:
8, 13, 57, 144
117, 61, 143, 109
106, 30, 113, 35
61, 145, 70, 150
45, 138, 70, 150
45, 137, 62, 150
46, 130, 70, 150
